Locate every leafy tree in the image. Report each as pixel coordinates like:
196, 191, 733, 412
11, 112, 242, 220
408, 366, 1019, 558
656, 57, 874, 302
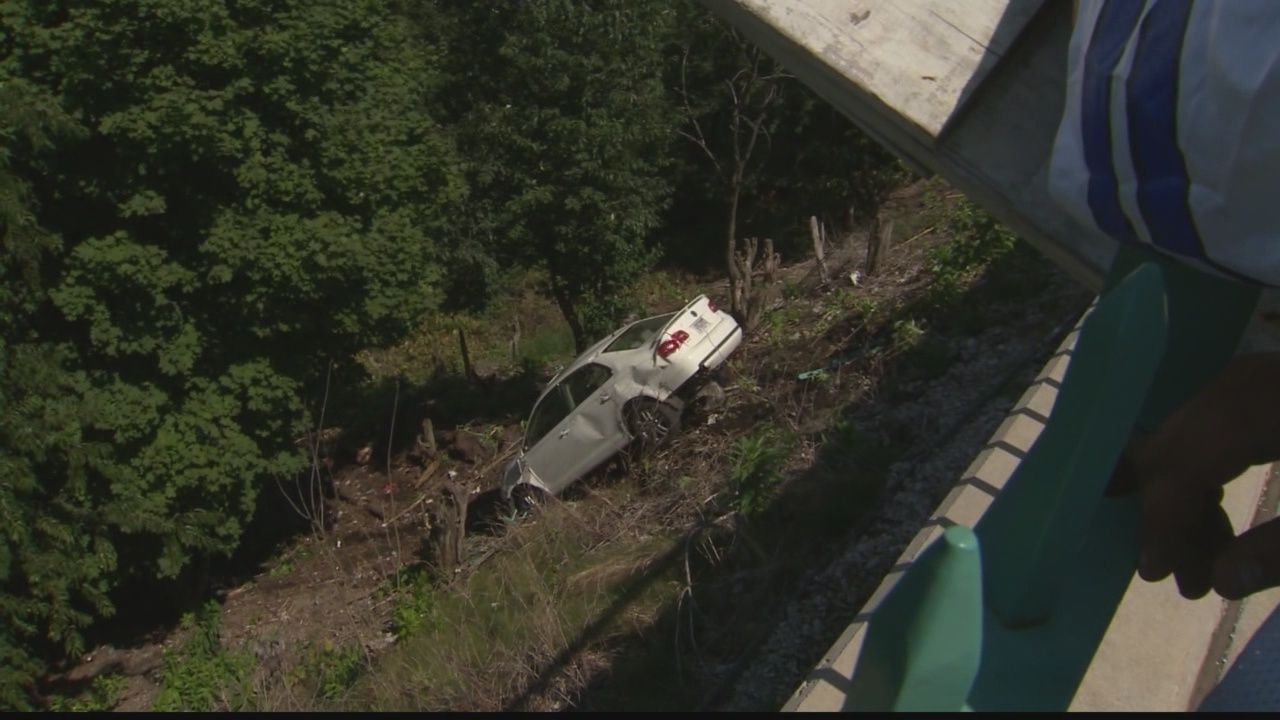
0, 72, 106, 711
0, 0, 461, 705
439, 0, 679, 352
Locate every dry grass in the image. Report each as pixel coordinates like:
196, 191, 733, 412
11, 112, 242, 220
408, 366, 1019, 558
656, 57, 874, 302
348, 483, 683, 712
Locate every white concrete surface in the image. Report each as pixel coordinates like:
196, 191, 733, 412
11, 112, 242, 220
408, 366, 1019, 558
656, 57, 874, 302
1070, 465, 1272, 711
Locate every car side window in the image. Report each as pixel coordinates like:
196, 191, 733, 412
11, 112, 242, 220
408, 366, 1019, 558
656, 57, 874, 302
524, 364, 614, 449
563, 363, 612, 407
524, 385, 572, 448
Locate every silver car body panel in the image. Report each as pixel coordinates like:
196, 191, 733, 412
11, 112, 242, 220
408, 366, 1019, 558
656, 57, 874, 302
502, 295, 743, 498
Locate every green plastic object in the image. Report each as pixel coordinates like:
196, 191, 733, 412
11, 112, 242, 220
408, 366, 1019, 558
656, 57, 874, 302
845, 526, 984, 712
978, 262, 1168, 629
844, 245, 1260, 712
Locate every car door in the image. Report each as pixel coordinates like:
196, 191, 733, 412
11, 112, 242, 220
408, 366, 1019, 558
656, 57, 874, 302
523, 363, 622, 495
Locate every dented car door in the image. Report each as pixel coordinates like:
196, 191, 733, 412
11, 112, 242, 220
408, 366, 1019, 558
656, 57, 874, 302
523, 363, 623, 495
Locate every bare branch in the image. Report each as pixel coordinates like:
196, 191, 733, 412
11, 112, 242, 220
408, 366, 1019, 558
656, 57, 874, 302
678, 47, 723, 178
678, 129, 723, 170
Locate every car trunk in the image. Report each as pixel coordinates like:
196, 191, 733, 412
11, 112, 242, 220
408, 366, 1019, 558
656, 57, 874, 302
651, 295, 734, 365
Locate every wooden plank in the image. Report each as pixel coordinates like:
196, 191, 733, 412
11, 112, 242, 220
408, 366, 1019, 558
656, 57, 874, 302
725, 0, 1042, 140
703, 0, 1116, 290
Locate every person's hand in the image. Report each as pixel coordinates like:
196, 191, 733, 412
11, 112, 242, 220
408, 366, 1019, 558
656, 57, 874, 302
1111, 353, 1280, 600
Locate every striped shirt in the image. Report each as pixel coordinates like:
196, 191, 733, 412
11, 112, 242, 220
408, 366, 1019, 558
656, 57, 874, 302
1050, 0, 1280, 288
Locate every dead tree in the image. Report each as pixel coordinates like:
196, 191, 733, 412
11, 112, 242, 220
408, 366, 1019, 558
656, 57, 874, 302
865, 216, 895, 276
678, 32, 791, 327
457, 326, 479, 384
810, 215, 830, 285
508, 317, 521, 364
409, 417, 436, 465
733, 236, 781, 332
427, 482, 469, 580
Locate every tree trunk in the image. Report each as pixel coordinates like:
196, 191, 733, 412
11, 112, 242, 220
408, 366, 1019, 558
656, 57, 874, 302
810, 215, 830, 285
551, 286, 588, 354
866, 216, 894, 276
457, 326, 479, 384
428, 482, 468, 580
420, 417, 436, 456
509, 317, 521, 364
726, 180, 745, 321
845, 204, 857, 250
744, 237, 780, 331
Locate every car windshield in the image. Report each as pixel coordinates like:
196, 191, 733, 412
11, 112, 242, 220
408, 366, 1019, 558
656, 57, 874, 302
603, 313, 675, 353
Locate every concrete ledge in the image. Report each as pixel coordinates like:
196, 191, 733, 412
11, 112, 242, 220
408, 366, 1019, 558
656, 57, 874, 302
1070, 464, 1273, 711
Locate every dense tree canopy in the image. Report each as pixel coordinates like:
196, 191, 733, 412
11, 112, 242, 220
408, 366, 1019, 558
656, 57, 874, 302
0, 0, 904, 707
0, 0, 462, 706
437, 0, 679, 351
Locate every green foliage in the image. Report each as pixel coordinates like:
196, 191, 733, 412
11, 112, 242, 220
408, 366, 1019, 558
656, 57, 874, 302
727, 426, 795, 518
295, 642, 366, 702
437, 0, 678, 351
927, 199, 1019, 307
153, 601, 254, 712
891, 318, 926, 352
818, 419, 898, 485
0, 0, 920, 704
390, 569, 438, 639
805, 418, 896, 531
0, 0, 463, 702
47, 674, 126, 713
356, 506, 677, 712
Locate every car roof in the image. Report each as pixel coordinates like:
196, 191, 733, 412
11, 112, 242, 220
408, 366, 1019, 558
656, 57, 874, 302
539, 301, 696, 393
547, 324, 639, 386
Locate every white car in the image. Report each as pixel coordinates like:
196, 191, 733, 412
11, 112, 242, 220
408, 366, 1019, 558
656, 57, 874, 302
501, 294, 743, 501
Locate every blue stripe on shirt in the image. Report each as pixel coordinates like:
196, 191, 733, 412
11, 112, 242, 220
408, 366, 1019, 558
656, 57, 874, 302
1125, 0, 1205, 259
1081, 0, 1144, 243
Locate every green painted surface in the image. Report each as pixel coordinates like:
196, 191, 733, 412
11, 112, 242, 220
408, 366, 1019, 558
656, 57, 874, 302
845, 246, 1260, 711
845, 526, 984, 712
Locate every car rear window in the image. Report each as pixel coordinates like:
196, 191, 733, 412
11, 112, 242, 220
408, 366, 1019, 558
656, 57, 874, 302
603, 313, 675, 353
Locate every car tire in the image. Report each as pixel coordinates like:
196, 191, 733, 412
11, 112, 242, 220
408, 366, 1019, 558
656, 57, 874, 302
691, 379, 726, 415
509, 484, 547, 516
624, 397, 682, 454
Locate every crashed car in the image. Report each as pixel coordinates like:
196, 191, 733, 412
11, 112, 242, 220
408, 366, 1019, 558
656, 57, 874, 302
502, 294, 742, 501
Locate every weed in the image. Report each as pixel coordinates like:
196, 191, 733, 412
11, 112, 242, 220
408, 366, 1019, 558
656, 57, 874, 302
890, 318, 926, 352
730, 374, 762, 396
807, 419, 898, 525
353, 500, 679, 712
47, 674, 126, 712
763, 301, 809, 346
850, 296, 879, 318
390, 569, 438, 638
727, 426, 795, 518
153, 601, 254, 712
295, 642, 366, 702
267, 560, 293, 579
926, 198, 1018, 309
